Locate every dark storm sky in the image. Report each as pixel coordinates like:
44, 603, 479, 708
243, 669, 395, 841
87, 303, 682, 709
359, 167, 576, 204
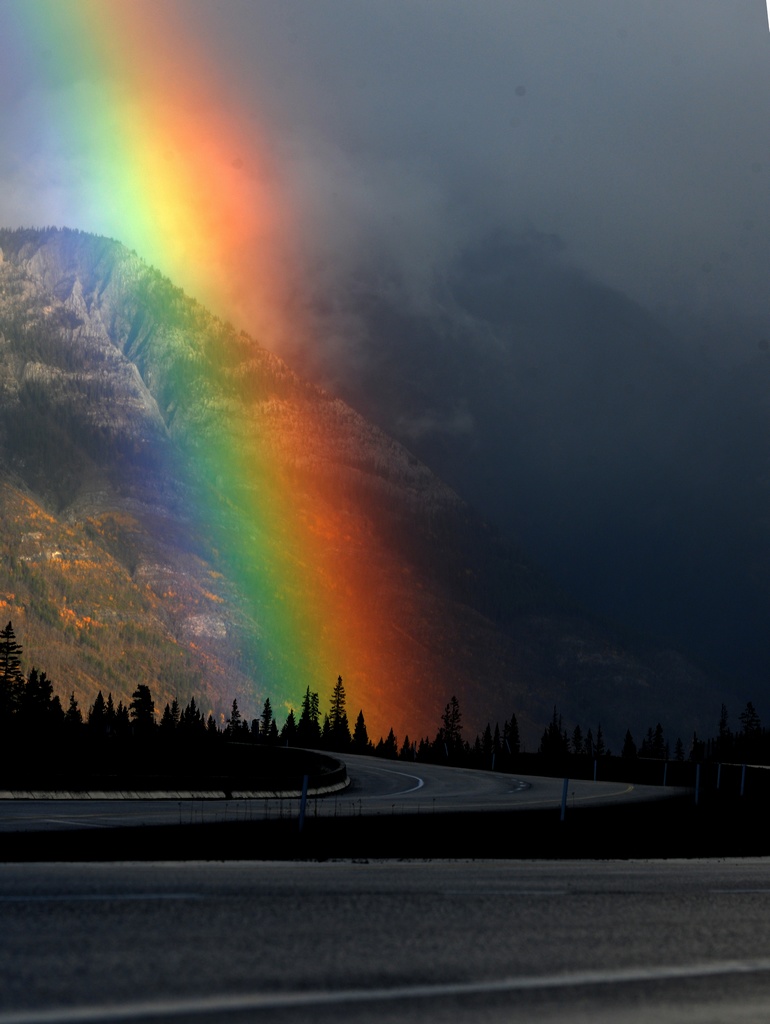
3, 0, 770, 690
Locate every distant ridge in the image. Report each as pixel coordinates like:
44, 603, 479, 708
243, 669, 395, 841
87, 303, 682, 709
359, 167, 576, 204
0, 227, 720, 745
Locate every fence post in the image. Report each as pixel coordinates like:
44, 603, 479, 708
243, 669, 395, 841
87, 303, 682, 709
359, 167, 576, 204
298, 775, 309, 833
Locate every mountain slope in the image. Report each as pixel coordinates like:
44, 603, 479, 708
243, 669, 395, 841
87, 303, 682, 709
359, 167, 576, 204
0, 227, 720, 744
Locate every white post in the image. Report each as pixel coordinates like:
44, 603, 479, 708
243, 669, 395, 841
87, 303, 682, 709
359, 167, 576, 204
298, 775, 309, 832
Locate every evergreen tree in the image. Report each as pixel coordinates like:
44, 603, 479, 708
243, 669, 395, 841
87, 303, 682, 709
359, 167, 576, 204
19, 668, 59, 735
297, 687, 321, 746
377, 727, 398, 759
481, 723, 494, 763
504, 712, 521, 756
160, 702, 177, 732
585, 728, 595, 759
714, 703, 731, 758
539, 706, 569, 758
595, 724, 606, 758
352, 709, 370, 753
398, 734, 413, 760
114, 700, 131, 737
440, 695, 463, 756
180, 697, 204, 734
0, 621, 23, 720
64, 692, 83, 732
571, 724, 584, 756
88, 690, 107, 732
739, 701, 761, 735
652, 723, 666, 759
621, 729, 637, 758
328, 676, 351, 750
260, 697, 273, 739
640, 726, 655, 757
129, 684, 155, 734
227, 698, 242, 737
105, 693, 116, 734
689, 731, 705, 761
281, 708, 298, 745
320, 713, 331, 747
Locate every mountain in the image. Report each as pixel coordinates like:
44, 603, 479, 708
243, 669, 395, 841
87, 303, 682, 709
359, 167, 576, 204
0, 227, 721, 745
286, 230, 770, 698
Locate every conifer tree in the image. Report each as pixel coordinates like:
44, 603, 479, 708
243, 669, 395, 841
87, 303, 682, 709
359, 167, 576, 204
352, 709, 370, 753
652, 722, 666, 759
0, 621, 23, 720
227, 698, 242, 736
105, 693, 116, 734
19, 668, 59, 735
595, 724, 606, 758
297, 687, 321, 746
160, 702, 177, 732
281, 708, 298, 745
377, 727, 398, 759
129, 684, 155, 734
621, 729, 637, 758
504, 712, 520, 756
739, 702, 761, 735
481, 723, 494, 763
64, 692, 83, 731
585, 728, 595, 759
441, 695, 463, 756
260, 697, 273, 739
539, 706, 569, 758
114, 700, 131, 737
328, 675, 351, 750
88, 691, 107, 732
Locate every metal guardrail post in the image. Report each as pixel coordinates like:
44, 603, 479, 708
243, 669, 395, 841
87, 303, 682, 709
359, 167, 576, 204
298, 775, 309, 832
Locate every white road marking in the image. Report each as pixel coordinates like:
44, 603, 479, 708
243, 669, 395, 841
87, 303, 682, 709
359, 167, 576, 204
4, 958, 770, 1022
445, 889, 569, 896
0, 894, 203, 903
42, 819, 108, 829
360, 764, 425, 794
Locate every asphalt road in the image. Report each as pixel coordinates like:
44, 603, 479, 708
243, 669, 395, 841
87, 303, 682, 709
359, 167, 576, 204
2, 859, 770, 1023
0, 754, 681, 833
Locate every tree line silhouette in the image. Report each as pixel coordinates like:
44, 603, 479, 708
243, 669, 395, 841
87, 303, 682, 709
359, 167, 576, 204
2, 620, 769, 778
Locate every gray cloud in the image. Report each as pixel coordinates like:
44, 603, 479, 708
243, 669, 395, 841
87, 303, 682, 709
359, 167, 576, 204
4, 0, 770, 690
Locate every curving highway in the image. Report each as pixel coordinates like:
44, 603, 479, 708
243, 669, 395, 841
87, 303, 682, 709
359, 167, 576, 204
0, 754, 683, 832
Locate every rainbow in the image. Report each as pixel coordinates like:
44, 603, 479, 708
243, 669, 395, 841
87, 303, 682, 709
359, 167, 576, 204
3, 0, 452, 739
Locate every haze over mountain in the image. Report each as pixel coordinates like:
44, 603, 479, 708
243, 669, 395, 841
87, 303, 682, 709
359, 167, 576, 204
0, 227, 723, 747
282, 229, 770, 697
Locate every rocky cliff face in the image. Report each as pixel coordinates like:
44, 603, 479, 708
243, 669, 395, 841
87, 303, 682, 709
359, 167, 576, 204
0, 227, 719, 744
